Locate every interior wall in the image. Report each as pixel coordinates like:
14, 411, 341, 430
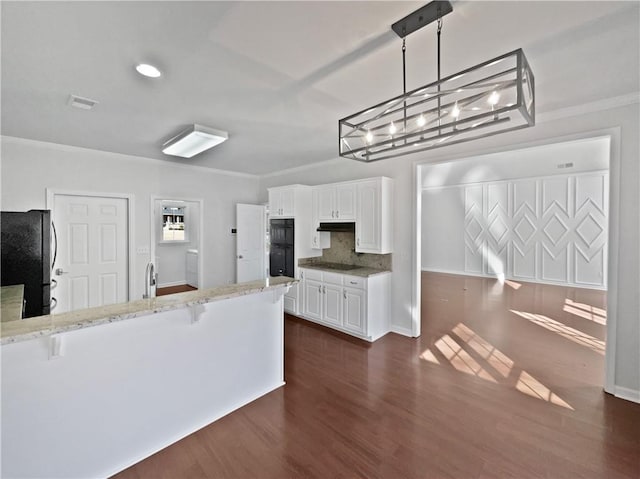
0, 137, 261, 299
259, 101, 639, 396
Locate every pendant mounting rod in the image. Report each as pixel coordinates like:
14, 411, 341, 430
391, 1, 453, 39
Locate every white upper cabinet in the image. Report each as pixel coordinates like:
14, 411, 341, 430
316, 183, 356, 221
356, 177, 393, 254
269, 186, 296, 218
311, 189, 331, 250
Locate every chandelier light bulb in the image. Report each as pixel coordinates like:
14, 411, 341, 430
365, 130, 373, 143
417, 114, 426, 127
488, 91, 500, 106
451, 103, 461, 119
389, 122, 397, 134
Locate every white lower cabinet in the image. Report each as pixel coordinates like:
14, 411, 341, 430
343, 287, 366, 335
299, 268, 390, 341
303, 279, 322, 321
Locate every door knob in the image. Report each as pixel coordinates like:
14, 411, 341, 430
54, 268, 68, 275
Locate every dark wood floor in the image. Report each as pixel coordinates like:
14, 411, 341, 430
114, 272, 639, 478
156, 284, 197, 296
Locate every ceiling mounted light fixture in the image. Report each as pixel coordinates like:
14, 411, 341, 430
339, 1, 535, 162
162, 124, 229, 158
136, 63, 162, 78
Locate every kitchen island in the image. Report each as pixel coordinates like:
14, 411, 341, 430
1, 277, 294, 479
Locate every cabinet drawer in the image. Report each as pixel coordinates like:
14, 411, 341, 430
322, 271, 343, 286
300, 268, 322, 281
342, 275, 366, 290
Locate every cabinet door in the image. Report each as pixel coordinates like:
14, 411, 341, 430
317, 186, 335, 221
323, 284, 342, 326
356, 180, 380, 252
280, 188, 295, 216
269, 190, 281, 218
343, 287, 366, 334
304, 280, 323, 321
335, 184, 356, 220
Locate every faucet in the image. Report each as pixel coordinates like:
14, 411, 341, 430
143, 262, 157, 299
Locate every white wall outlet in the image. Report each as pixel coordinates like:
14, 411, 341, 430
136, 246, 150, 255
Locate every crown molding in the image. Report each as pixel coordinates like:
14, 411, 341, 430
537, 92, 639, 124
0, 136, 259, 180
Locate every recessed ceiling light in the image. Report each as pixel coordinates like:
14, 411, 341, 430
136, 63, 161, 78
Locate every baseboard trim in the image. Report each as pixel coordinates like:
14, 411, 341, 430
390, 325, 414, 338
614, 386, 640, 404
420, 268, 607, 291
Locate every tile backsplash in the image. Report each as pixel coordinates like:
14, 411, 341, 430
300, 231, 392, 270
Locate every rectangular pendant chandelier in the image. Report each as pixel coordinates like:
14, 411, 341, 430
339, 3, 535, 162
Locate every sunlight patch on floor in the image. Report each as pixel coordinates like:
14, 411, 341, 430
563, 299, 606, 325
453, 323, 514, 378
510, 310, 605, 355
420, 323, 574, 410
434, 334, 498, 383
516, 371, 574, 410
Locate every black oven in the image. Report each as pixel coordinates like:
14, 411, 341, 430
269, 219, 294, 277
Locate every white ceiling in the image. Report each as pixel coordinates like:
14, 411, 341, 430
2, 1, 638, 175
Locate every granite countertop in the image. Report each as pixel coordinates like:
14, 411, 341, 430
1, 285, 25, 323
299, 262, 391, 277
1, 277, 296, 345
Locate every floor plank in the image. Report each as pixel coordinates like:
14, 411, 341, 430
113, 272, 640, 478
156, 284, 197, 296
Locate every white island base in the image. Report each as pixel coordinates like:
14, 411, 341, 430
1, 284, 289, 478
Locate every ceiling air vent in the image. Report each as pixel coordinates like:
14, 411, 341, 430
67, 94, 99, 110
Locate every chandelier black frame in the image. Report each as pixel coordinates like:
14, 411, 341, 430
338, 1, 535, 162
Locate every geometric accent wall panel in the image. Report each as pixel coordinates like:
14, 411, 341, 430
464, 185, 484, 274
464, 171, 608, 289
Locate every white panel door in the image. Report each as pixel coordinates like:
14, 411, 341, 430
236, 204, 266, 283
53, 195, 128, 313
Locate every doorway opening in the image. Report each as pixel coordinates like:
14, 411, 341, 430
150, 197, 203, 297
414, 135, 613, 402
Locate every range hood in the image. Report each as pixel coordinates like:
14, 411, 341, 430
316, 222, 355, 232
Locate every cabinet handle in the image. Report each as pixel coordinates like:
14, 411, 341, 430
331, 210, 335, 218
357, 238, 360, 246
301, 272, 304, 279
313, 236, 317, 244
343, 289, 346, 299
350, 281, 357, 285
336, 210, 339, 218
318, 285, 322, 293
322, 286, 326, 294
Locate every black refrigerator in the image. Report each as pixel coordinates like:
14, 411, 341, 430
1, 210, 53, 318
269, 219, 294, 277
